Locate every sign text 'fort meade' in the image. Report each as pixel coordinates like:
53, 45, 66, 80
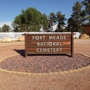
25, 32, 74, 57
32, 35, 66, 40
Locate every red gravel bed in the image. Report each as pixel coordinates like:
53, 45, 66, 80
0, 54, 90, 73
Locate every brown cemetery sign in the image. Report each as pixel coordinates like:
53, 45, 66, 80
25, 32, 74, 57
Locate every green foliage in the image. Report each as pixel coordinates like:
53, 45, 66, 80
56, 11, 66, 32
13, 7, 67, 32
81, 0, 90, 22
13, 1, 90, 32
67, 0, 90, 32
41, 14, 49, 30
1, 24, 11, 32
48, 12, 56, 24
79, 26, 84, 33
67, 2, 83, 32
48, 11, 66, 32
13, 7, 48, 32
0, 27, 2, 32
32, 25, 40, 32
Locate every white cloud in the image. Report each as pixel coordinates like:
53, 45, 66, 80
0, 21, 12, 28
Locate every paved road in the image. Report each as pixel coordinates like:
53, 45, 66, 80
0, 39, 90, 90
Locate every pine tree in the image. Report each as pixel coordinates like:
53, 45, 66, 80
82, 0, 90, 23
68, 1, 83, 32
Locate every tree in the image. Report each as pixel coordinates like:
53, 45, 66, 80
82, 0, 90, 22
0, 27, 2, 32
11, 22, 23, 32
2, 24, 10, 32
67, 17, 75, 32
56, 11, 66, 32
48, 12, 56, 25
67, 1, 83, 32
48, 12, 66, 32
13, 7, 48, 32
41, 14, 48, 31
47, 12, 56, 31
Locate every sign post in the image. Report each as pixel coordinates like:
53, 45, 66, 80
25, 32, 74, 57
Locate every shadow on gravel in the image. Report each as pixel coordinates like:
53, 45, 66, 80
14, 49, 71, 57
14, 49, 25, 57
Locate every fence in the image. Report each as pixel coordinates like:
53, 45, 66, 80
0, 32, 27, 40
0, 32, 81, 40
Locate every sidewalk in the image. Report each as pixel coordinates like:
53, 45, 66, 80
0, 39, 90, 90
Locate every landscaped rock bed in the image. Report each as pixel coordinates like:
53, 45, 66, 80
0, 54, 90, 73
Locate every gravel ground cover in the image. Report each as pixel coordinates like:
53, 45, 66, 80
0, 53, 90, 73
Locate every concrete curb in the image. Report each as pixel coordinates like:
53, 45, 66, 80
0, 53, 90, 76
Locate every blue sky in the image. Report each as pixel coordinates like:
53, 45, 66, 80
0, 0, 83, 27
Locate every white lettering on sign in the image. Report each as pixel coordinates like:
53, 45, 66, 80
36, 48, 62, 52
37, 42, 62, 46
49, 35, 66, 40
30, 35, 68, 53
32, 36, 46, 40
32, 35, 66, 40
